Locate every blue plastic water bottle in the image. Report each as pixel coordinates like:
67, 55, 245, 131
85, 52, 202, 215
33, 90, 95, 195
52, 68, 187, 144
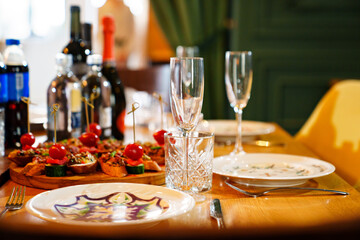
4, 39, 29, 148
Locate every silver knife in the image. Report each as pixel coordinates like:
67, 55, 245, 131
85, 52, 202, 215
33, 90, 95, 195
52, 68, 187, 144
210, 198, 225, 229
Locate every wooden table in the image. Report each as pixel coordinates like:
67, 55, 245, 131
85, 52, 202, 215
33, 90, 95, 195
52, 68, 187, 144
1, 123, 360, 240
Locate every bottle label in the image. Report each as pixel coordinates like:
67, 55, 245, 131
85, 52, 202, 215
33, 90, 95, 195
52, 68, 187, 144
0, 74, 8, 103
71, 111, 81, 129
100, 106, 112, 128
8, 72, 29, 101
70, 88, 81, 112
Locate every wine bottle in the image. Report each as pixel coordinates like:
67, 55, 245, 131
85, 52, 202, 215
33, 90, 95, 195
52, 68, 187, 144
47, 53, 81, 142
3, 39, 29, 148
102, 15, 127, 140
63, 5, 88, 80
81, 54, 112, 139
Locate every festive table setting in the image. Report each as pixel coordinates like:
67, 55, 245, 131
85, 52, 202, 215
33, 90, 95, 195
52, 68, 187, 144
1, 53, 360, 239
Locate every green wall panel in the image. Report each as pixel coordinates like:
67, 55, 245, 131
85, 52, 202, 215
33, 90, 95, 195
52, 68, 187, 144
231, 0, 360, 134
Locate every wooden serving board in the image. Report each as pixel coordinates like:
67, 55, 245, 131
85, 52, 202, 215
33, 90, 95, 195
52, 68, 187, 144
9, 163, 165, 190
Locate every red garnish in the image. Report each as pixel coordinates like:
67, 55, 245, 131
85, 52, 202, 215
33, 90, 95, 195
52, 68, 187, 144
20, 133, 35, 147
88, 123, 102, 137
124, 143, 143, 160
79, 146, 98, 154
46, 156, 68, 165
79, 132, 99, 147
126, 158, 143, 166
49, 144, 67, 160
153, 129, 167, 145
22, 145, 34, 150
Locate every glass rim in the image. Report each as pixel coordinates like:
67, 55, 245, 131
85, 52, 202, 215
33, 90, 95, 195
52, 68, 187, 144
225, 50, 252, 55
164, 131, 214, 139
170, 57, 203, 61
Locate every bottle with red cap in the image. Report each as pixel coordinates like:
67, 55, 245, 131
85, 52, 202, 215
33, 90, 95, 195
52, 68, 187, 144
101, 15, 127, 140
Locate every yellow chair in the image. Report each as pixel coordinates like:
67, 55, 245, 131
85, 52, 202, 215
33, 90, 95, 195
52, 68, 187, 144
295, 80, 360, 190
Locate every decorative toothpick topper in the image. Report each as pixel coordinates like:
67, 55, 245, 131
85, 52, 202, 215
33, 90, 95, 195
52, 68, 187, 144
89, 89, 100, 124
127, 102, 140, 142
50, 103, 60, 143
152, 92, 168, 130
21, 97, 32, 133
81, 97, 94, 132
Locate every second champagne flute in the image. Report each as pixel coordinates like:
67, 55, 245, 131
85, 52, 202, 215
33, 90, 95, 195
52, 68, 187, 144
169, 57, 204, 196
225, 51, 253, 155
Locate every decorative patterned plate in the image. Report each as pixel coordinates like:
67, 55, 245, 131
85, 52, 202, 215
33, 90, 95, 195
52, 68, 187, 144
213, 153, 335, 187
26, 183, 195, 226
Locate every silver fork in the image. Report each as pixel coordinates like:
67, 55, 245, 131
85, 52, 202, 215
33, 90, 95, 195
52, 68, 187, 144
225, 180, 349, 198
0, 186, 26, 217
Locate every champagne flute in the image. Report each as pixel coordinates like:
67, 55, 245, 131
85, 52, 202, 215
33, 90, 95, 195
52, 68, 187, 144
225, 51, 253, 155
170, 57, 204, 134
169, 57, 204, 199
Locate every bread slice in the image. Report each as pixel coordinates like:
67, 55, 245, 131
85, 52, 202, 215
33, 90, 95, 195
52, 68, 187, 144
143, 160, 162, 172
98, 152, 128, 177
99, 160, 127, 177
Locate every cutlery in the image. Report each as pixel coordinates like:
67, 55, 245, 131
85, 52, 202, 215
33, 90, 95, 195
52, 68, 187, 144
0, 186, 26, 217
225, 179, 349, 198
210, 198, 225, 230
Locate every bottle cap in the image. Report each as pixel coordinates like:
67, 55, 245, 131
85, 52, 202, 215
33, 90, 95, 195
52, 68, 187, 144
102, 15, 115, 33
87, 54, 102, 65
70, 6, 80, 12
5, 39, 20, 46
55, 53, 72, 68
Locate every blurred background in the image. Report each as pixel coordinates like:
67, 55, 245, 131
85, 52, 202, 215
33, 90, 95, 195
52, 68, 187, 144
0, 0, 359, 135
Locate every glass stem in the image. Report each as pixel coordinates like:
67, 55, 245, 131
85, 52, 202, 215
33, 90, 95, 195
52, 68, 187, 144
183, 131, 189, 191
234, 109, 244, 154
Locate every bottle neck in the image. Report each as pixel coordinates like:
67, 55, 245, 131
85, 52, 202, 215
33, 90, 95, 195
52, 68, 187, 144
82, 23, 92, 51
70, 9, 81, 40
103, 31, 115, 62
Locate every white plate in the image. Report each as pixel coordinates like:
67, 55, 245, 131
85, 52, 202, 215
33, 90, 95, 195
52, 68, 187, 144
207, 120, 275, 140
26, 183, 195, 226
213, 153, 335, 187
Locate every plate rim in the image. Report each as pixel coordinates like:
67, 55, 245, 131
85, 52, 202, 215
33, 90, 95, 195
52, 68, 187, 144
26, 182, 195, 226
213, 153, 335, 181
207, 119, 275, 137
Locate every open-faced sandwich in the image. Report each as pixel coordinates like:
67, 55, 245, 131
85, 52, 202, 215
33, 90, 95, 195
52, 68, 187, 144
98, 151, 127, 177
8, 147, 49, 167
141, 142, 165, 165
97, 138, 123, 155
67, 152, 98, 174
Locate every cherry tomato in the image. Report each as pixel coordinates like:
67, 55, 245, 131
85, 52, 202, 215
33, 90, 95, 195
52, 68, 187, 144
153, 129, 167, 145
79, 132, 99, 147
88, 123, 102, 137
20, 133, 35, 147
124, 143, 143, 160
49, 144, 67, 160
